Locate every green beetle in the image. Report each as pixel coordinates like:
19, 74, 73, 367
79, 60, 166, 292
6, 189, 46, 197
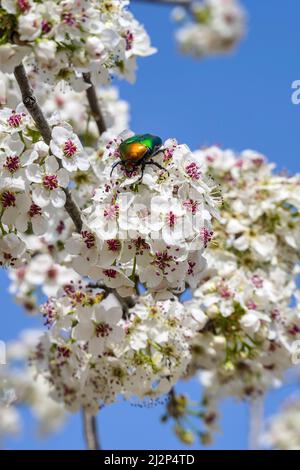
110, 134, 168, 181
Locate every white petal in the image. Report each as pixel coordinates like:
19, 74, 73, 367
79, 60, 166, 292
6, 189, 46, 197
77, 156, 90, 171
61, 157, 77, 172
32, 187, 50, 208
32, 215, 47, 235
21, 149, 39, 166
50, 140, 63, 159
50, 188, 66, 208
2, 207, 17, 225
25, 164, 43, 183
15, 213, 28, 232
65, 237, 82, 255
57, 168, 69, 187
45, 155, 59, 174
52, 126, 70, 143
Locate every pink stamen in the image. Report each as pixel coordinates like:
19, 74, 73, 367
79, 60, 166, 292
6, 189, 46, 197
1, 191, 16, 208
95, 323, 112, 338
251, 275, 264, 289
4, 155, 20, 173
28, 203, 42, 218
103, 269, 117, 279
17, 0, 30, 13
43, 175, 58, 190
166, 211, 177, 227
82, 231, 96, 249
63, 139, 77, 158
200, 227, 214, 248
7, 111, 25, 128
106, 239, 121, 252
124, 30, 134, 50
185, 162, 202, 180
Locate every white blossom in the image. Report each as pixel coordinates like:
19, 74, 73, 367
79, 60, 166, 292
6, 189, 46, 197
0, 0, 156, 88
174, 0, 246, 58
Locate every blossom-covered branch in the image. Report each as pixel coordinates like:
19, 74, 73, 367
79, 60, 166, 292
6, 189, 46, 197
163, 146, 300, 444
14, 63, 83, 233
14, 64, 52, 144
0, 1, 156, 86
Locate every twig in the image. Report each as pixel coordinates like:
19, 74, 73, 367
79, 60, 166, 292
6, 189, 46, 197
83, 73, 107, 137
82, 410, 101, 450
87, 282, 136, 316
14, 63, 83, 233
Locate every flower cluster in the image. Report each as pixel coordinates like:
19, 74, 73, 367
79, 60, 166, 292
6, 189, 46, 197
173, 0, 246, 58
262, 398, 300, 450
0, 70, 130, 145
40, 85, 129, 145
9, 251, 80, 313
197, 146, 300, 271
0, 0, 155, 87
64, 132, 220, 295
33, 283, 204, 413
173, 146, 300, 443
188, 267, 300, 391
0, 329, 66, 444
0, 102, 89, 266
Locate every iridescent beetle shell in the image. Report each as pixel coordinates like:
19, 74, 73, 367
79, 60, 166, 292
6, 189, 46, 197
119, 134, 163, 163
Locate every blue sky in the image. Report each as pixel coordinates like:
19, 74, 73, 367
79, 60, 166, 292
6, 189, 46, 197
2, 0, 300, 449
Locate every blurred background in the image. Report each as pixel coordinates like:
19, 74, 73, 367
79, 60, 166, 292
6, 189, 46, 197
1, 0, 300, 449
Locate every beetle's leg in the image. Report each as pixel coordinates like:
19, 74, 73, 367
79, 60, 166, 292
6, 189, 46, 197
110, 160, 123, 178
151, 147, 166, 158
136, 161, 146, 183
145, 160, 170, 176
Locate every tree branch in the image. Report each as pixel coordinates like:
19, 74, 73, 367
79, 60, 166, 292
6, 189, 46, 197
82, 410, 101, 450
83, 73, 107, 137
14, 63, 83, 233
87, 282, 136, 316
14, 63, 52, 144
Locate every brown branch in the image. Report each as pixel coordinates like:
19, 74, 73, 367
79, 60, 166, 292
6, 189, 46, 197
83, 73, 107, 137
87, 282, 136, 316
82, 410, 101, 450
14, 63, 83, 233
14, 63, 52, 144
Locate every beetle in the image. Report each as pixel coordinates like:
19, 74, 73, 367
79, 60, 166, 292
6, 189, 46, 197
110, 134, 168, 182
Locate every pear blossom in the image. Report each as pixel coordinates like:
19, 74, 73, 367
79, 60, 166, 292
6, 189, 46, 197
0, 0, 156, 88
0, 233, 26, 268
262, 399, 300, 450
0, 104, 30, 134
0, 45, 31, 74
26, 155, 69, 208
72, 294, 124, 355
64, 132, 220, 294
0, 329, 66, 444
1, 8, 300, 448
50, 125, 89, 172
15, 200, 49, 235
168, 145, 300, 444
0, 406, 21, 441
0, 135, 39, 184
173, 0, 246, 59
32, 284, 205, 413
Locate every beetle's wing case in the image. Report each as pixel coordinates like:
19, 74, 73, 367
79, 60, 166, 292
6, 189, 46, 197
119, 134, 163, 162
119, 140, 149, 162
